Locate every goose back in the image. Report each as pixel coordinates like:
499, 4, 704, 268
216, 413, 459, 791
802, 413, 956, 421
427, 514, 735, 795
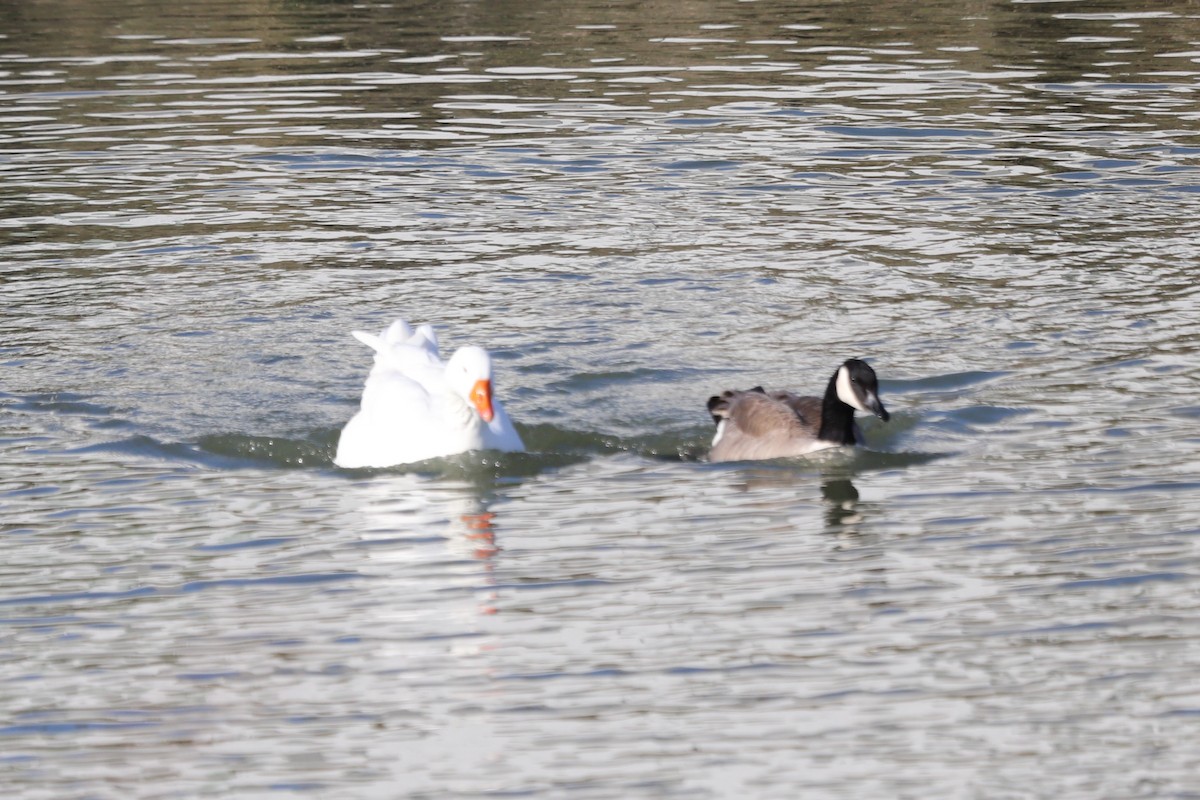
706, 359, 885, 463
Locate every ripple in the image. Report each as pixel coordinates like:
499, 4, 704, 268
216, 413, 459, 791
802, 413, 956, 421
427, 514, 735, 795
4, 2, 1200, 798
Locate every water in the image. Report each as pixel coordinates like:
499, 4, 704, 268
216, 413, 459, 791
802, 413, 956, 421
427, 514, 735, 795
3, 0, 1200, 796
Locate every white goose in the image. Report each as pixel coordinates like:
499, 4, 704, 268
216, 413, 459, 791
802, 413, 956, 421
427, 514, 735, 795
334, 319, 525, 468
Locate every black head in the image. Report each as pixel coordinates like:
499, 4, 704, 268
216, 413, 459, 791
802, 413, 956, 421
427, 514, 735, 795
834, 359, 889, 421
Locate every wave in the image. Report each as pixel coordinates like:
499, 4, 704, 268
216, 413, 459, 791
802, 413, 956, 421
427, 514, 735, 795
194, 422, 716, 476
167, 423, 945, 482
14, 390, 942, 479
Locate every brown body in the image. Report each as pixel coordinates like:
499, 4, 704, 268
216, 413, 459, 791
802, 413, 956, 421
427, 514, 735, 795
707, 389, 861, 462
706, 359, 888, 463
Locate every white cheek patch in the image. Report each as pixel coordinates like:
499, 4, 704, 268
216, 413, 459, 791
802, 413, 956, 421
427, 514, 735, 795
836, 366, 871, 412
712, 419, 727, 448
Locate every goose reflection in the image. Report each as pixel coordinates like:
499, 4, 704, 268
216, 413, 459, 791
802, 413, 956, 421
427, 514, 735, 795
460, 509, 499, 560
342, 473, 503, 615
821, 477, 863, 531
719, 464, 869, 535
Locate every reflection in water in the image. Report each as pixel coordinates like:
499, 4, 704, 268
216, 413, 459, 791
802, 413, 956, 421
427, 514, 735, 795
821, 477, 862, 531
715, 461, 867, 537
461, 511, 499, 560
4, 0, 1200, 797
345, 474, 502, 616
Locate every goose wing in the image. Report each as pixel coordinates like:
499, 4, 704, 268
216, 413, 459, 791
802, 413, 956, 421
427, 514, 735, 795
765, 390, 823, 431
706, 389, 822, 462
336, 365, 464, 468
336, 321, 470, 468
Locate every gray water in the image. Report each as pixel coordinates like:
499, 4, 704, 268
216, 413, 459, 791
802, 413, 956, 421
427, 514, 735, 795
3, 0, 1200, 797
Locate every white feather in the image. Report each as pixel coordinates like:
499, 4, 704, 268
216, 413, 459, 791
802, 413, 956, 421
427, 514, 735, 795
711, 419, 727, 448
835, 365, 870, 413
335, 320, 524, 468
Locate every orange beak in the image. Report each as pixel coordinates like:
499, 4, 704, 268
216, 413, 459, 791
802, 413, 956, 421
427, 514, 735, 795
469, 379, 495, 422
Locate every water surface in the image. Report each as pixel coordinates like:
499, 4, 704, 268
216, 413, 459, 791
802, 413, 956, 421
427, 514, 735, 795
3, 0, 1200, 797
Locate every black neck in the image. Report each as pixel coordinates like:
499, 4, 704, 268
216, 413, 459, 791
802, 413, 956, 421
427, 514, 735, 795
818, 371, 857, 445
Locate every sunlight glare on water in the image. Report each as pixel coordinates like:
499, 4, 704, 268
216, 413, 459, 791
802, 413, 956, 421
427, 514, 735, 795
2, 0, 1200, 796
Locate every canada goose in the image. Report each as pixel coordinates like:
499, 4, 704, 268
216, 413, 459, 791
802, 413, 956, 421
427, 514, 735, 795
706, 359, 889, 462
335, 319, 524, 468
